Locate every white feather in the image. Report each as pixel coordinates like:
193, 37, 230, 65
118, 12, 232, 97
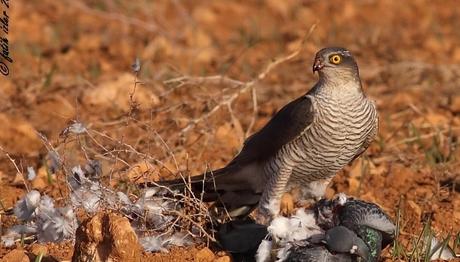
1, 236, 15, 247
289, 209, 321, 241
2, 224, 37, 246
334, 193, 348, 206
35, 196, 77, 242
430, 237, 456, 260
256, 239, 272, 262
164, 232, 193, 247
267, 216, 291, 240
47, 150, 61, 173
268, 209, 321, 243
70, 185, 101, 213
27, 166, 37, 181
140, 236, 168, 253
276, 243, 292, 262
14, 190, 41, 221
117, 192, 132, 206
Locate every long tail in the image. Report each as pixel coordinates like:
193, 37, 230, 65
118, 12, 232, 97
138, 167, 229, 200
138, 165, 262, 217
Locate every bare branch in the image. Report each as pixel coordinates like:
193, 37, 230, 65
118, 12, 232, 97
0, 145, 29, 192
163, 75, 245, 89
172, 23, 318, 135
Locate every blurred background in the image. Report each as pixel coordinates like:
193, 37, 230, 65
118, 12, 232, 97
1, 0, 459, 260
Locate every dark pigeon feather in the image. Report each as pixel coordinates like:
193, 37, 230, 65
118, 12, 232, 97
337, 199, 395, 248
286, 245, 354, 262
325, 226, 370, 260
216, 219, 268, 262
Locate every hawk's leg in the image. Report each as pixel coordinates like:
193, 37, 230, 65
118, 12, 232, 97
279, 187, 303, 216
280, 177, 333, 215
256, 158, 294, 224
280, 192, 295, 216
297, 177, 333, 206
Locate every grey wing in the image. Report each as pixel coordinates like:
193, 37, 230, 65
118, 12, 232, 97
228, 94, 315, 168
340, 200, 395, 237
154, 94, 314, 184
205, 94, 315, 194
150, 93, 315, 213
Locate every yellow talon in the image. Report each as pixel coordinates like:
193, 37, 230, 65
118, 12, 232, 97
280, 192, 295, 216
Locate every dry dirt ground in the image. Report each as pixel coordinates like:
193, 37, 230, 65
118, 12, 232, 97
1, 0, 460, 261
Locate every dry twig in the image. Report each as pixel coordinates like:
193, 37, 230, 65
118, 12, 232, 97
0, 145, 29, 192
165, 24, 318, 136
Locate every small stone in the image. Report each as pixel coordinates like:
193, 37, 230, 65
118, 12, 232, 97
126, 162, 159, 184
385, 164, 415, 189
11, 172, 26, 187
31, 166, 49, 190
215, 255, 232, 262
195, 247, 215, 262
454, 210, 460, 221
72, 212, 142, 262
407, 200, 422, 218
0, 249, 29, 262
450, 95, 460, 113
82, 73, 159, 114
0, 113, 43, 157
30, 243, 48, 256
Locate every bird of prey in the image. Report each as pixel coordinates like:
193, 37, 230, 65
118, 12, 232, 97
156, 47, 378, 222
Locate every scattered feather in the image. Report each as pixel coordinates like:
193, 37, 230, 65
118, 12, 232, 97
84, 159, 102, 179
27, 166, 36, 181
14, 190, 41, 221
334, 193, 348, 206
35, 197, 77, 242
256, 239, 272, 262
140, 236, 168, 253
61, 121, 87, 137
37, 195, 56, 217
132, 191, 174, 228
69, 165, 85, 190
1, 225, 37, 247
268, 216, 291, 240
144, 188, 162, 198
276, 243, 292, 262
47, 150, 61, 174
56, 207, 78, 238
164, 232, 193, 247
70, 185, 101, 213
117, 192, 132, 206
7, 224, 37, 235
1, 236, 15, 247
430, 237, 456, 260
289, 209, 321, 241
268, 209, 320, 243
132, 57, 141, 73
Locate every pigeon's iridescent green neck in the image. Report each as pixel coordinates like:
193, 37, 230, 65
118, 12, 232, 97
356, 225, 383, 262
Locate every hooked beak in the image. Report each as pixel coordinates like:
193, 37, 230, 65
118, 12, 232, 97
313, 57, 324, 72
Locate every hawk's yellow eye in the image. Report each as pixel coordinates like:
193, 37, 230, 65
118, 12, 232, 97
329, 54, 342, 64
